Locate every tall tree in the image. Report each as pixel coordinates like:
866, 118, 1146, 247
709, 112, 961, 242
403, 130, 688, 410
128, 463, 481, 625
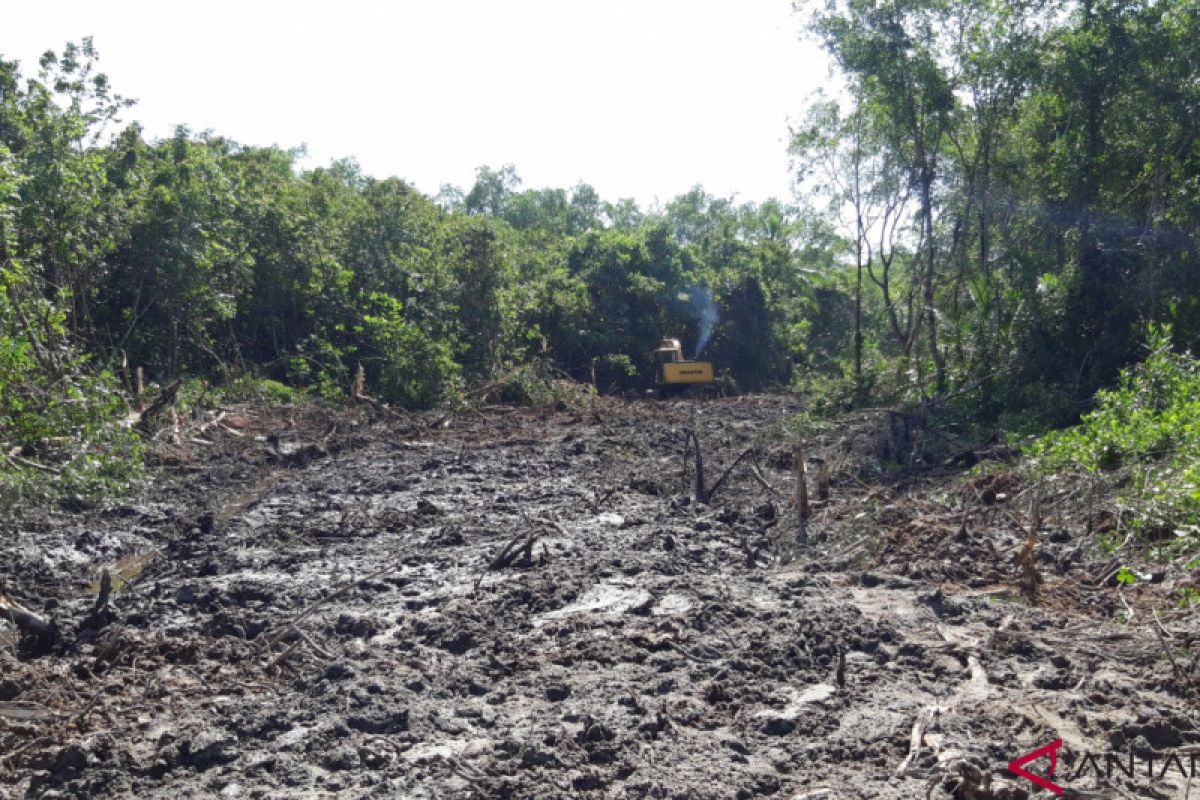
792, 93, 911, 395
813, 0, 955, 394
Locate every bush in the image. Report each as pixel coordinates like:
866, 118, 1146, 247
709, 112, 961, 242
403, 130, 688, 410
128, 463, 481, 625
361, 294, 461, 409
1027, 324, 1200, 542
223, 375, 301, 405
0, 289, 142, 505
483, 360, 593, 408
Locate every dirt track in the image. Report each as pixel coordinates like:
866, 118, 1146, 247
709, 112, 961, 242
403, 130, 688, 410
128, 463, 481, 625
1, 397, 1197, 798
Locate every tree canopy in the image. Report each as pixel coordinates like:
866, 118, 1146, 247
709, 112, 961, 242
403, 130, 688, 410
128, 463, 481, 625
4, 6, 1200, 499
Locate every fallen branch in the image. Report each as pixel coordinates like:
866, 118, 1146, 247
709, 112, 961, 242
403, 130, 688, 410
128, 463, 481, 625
703, 447, 757, 504
748, 455, 783, 500
662, 637, 718, 663
895, 649, 991, 777
260, 560, 401, 655
265, 627, 335, 671
590, 487, 617, 512
0, 593, 58, 647
197, 410, 227, 434
0, 702, 55, 722
476, 532, 539, 591
353, 392, 412, 423
1151, 608, 1190, 688
474, 517, 561, 591
264, 636, 305, 672
134, 379, 182, 433
0, 452, 61, 475
896, 705, 948, 775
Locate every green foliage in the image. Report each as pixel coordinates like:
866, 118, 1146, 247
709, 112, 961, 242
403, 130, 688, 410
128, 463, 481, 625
1028, 325, 1200, 542
7, 10, 1200, 488
223, 376, 300, 405
0, 269, 138, 505
360, 294, 459, 409
0, 361, 142, 505
796, 0, 1200, 423
0, 41, 843, 414
0, 119, 140, 505
487, 360, 593, 408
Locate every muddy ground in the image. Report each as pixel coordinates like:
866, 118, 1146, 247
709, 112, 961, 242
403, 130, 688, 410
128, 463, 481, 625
1, 396, 1197, 799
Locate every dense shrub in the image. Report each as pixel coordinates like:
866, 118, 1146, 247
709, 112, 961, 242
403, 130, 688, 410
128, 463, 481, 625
1028, 325, 1200, 542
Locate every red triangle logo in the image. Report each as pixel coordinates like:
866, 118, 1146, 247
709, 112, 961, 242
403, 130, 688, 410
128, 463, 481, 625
1007, 738, 1064, 796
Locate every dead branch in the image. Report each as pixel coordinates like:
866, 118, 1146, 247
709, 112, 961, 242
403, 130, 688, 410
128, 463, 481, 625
486, 532, 538, 573
197, 410, 227, 434
896, 705, 946, 775
1090, 558, 1123, 588
0, 702, 55, 722
703, 447, 757, 504
261, 560, 402, 655
1, 452, 61, 475
134, 379, 182, 432
0, 593, 58, 647
472, 532, 540, 594
1151, 608, 1191, 688
217, 423, 245, 438
265, 627, 335, 671
748, 455, 783, 500
353, 392, 412, 423
264, 636, 306, 672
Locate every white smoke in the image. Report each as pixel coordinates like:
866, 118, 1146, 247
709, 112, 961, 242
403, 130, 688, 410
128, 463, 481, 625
678, 287, 718, 357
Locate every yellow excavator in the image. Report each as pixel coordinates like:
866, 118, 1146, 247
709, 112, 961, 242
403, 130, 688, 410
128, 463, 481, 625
652, 338, 714, 397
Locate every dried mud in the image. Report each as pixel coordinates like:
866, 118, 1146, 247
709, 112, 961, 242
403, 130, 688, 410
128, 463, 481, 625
1, 397, 1197, 799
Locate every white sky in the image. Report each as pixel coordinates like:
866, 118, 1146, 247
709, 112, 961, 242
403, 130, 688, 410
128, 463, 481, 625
3, 0, 830, 207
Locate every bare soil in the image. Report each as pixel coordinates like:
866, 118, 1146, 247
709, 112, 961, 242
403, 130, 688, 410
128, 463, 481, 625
1, 396, 1197, 799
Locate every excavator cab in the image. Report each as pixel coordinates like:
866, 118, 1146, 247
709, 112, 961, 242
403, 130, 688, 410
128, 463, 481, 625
655, 338, 684, 366
652, 337, 714, 396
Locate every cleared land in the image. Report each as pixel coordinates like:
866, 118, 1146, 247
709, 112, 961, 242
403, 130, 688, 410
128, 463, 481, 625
1, 397, 1196, 798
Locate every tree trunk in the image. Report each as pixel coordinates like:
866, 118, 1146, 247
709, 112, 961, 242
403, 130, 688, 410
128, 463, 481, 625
918, 165, 946, 396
